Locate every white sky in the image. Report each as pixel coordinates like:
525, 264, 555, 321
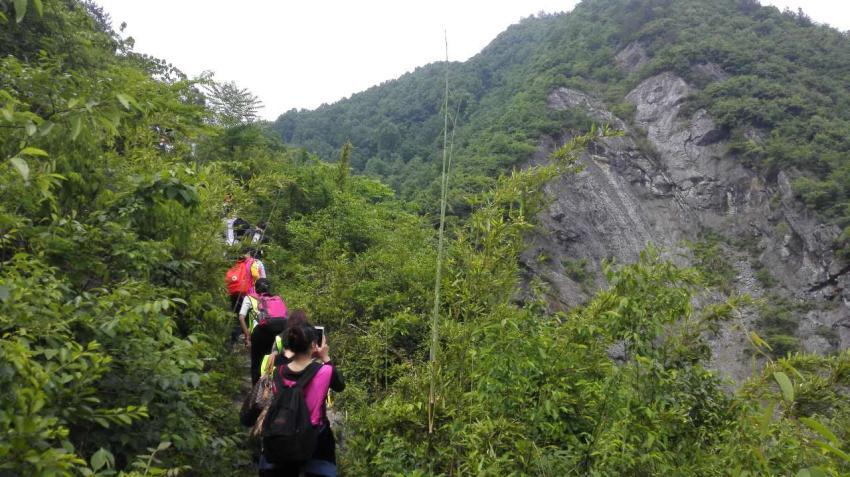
95, 0, 850, 120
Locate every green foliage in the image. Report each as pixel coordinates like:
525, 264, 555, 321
271, 12, 596, 212
3, 1, 850, 476
0, 1, 248, 474
273, 0, 850, 255
756, 293, 808, 358
336, 140, 352, 190
687, 232, 737, 294
329, 126, 848, 476
561, 257, 594, 293
199, 72, 264, 127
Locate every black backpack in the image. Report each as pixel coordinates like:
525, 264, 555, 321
262, 361, 322, 463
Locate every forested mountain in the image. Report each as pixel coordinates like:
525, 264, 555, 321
273, 0, 850, 241
3, 0, 850, 476
274, 0, 850, 373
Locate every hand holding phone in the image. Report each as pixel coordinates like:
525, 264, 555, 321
314, 326, 329, 362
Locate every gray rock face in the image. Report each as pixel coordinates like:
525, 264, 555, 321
692, 63, 729, 83
548, 88, 625, 129
614, 42, 649, 73
523, 70, 850, 382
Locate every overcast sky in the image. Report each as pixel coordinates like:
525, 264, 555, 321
96, 0, 850, 120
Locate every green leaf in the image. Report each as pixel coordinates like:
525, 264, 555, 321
156, 441, 172, 451
14, 0, 26, 23
813, 441, 850, 463
796, 470, 810, 477
758, 400, 776, 437
1, 108, 12, 122
20, 147, 48, 157
97, 115, 118, 135
90, 448, 113, 471
70, 116, 82, 140
32, 0, 42, 16
800, 417, 839, 445
0, 286, 8, 302
25, 122, 36, 136
178, 188, 193, 204
9, 157, 29, 181
773, 371, 794, 404
116, 93, 132, 110
39, 121, 55, 136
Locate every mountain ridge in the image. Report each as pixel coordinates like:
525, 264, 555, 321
271, 0, 850, 362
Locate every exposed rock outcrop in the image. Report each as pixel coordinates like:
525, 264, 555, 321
614, 42, 649, 73
523, 69, 850, 382
692, 62, 729, 83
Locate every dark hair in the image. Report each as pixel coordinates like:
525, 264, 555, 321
276, 310, 311, 352
284, 323, 317, 354
254, 278, 270, 295
287, 309, 309, 327
243, 247, 263, 259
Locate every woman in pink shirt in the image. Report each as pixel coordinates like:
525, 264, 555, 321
259, 319, 344, 477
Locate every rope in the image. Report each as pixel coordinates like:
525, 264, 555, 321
428, 31, 455, 435
256, 185, 283, 246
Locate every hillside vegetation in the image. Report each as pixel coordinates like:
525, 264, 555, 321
1, 1, 850, 476
273, 0, 850, 257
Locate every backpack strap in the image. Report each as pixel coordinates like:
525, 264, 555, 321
245, 258, 255, 294
287, 361, 323, 410
294, 361, 323, 390
273, 360, 322, 393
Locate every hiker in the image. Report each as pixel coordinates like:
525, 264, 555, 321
260, 310, 310, 375
226, 216, 253, 245
251, 221, 268, 244
239, 278, 288, 384
258, 320, 344, 477
226, 247, 267, 343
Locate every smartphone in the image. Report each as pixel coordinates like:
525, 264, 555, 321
314, 326, 325, 345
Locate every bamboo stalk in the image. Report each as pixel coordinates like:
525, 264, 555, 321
428, 30, 452, 436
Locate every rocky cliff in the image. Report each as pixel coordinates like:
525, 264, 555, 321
522, 46, 850, 382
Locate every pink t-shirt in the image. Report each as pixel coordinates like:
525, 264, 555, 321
281, 364, 332, 426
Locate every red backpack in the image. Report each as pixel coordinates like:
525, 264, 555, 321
225, 258, 254, 296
